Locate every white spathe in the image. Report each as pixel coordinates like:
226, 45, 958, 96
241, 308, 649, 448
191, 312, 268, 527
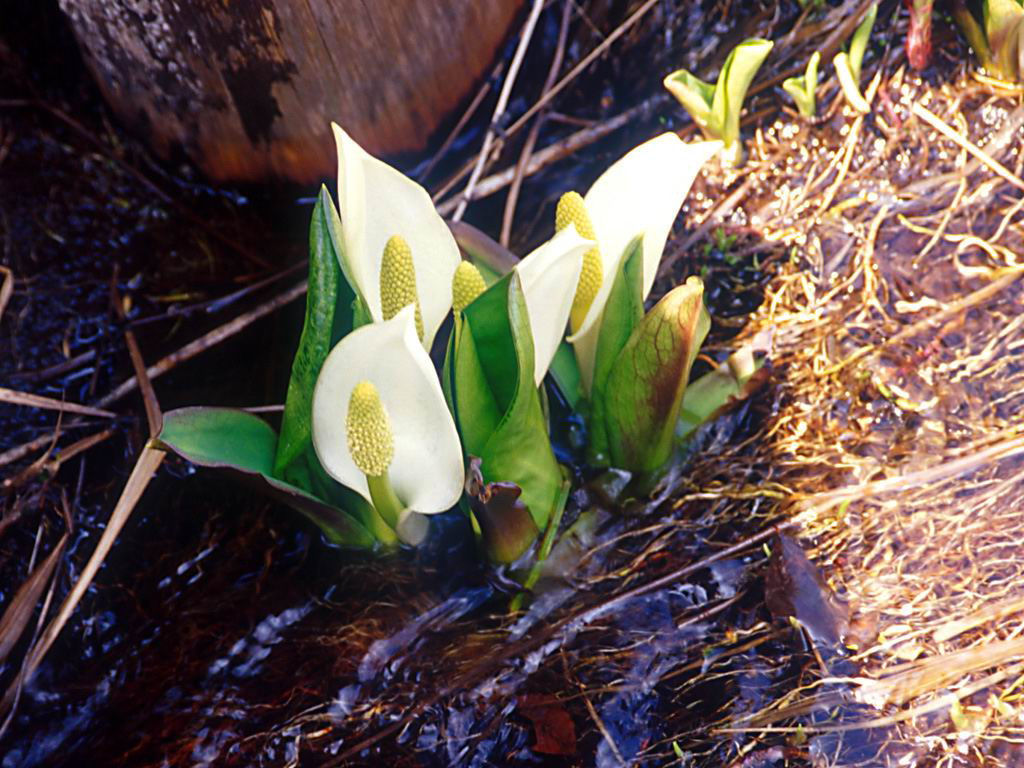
311, 306, 465, 542
565, 133, 722, 393
514, 223, 592, 385
333, 123, 461, 350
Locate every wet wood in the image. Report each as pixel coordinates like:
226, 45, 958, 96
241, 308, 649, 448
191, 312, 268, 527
60, 0, 523, 182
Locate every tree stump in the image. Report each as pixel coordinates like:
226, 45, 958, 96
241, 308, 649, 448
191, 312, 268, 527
59, 0, 523, 183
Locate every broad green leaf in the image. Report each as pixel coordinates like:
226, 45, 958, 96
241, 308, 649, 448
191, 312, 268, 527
162, 406, 278, 473
455, 273, 564, 530
158, 407, 375, 548
708, 38, 773, 149
443, 313, 503, 454
549, 341, 582, 410
462, 271, 521, 410
587, 236, 644, 463
603, 277, 711, 472
449, 220, 517, 284
275, 187, 349, 477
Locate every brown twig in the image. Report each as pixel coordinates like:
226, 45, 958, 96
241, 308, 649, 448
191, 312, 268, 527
417, 65, 500, 184
437, 98, 661, 216
110, 269, 162, 436
452, 0, 546, 222
433, 0, 663, 206
0, 387, 114, 419
500, 0, 573, 247
93, 281, 307, 411
0, 265, 12, 326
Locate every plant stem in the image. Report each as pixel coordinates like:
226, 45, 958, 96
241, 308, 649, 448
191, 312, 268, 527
509, 479, 571, 612
367, 472, 403, 544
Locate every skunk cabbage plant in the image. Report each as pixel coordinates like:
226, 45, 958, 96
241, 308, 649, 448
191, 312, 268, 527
833, 3, 877, 113
954, 0, 1024, 82
783, 51, 821, 118
548, 133, 721, 395
331, 123, 461, 350
155, 119, 764, 573
312, 306, 464, 545
664, 39, 773, 165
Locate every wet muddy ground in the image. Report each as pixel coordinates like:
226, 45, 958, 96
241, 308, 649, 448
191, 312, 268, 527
3, 1, 1024, 766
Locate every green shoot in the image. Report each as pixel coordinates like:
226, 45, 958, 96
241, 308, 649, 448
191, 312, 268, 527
782, 51, 821, 118
664, 38, 774, 164
833, 3, 878, 113
849, 2, 878, 82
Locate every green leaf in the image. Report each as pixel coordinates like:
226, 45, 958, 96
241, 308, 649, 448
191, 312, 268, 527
162, 406, 278, 473
603, 277, 711, 473
158, 407, 375, 548
462, 271, 521, 410
848, 3, 878, 83
587, 235, 644, 463
453, 273, 564, 530
275, 187, 350, 477
677, 346, 765, 441
443, 313, 503, 454
985, 0, 1024, 81
708, 38, 773, 149
548, 342, 582, 410
662, 69, 715, 131
782, 51, 821, 118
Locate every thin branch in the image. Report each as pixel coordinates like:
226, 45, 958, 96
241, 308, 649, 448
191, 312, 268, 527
0, 388, 115, 419
452, 0, 545, 222
500, 0, 573, 247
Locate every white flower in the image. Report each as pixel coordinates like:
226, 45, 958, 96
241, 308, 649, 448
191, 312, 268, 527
311, 306, 464, 544
562, 133, 721, 393
333, 123, 461, 350
514, 224, 592, 385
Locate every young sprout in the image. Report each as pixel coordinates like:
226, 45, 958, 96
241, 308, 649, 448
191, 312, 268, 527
906, 0, 934, 71
782, 51, 821, 118
833, 3, 878, 113
663, 38, 774, 166
953, 0, 1024, 83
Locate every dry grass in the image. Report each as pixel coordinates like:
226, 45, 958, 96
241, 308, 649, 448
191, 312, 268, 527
670, 32, 1024, 766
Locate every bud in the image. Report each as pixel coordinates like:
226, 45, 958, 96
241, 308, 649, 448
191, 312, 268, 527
346, 380, 394, 477
380, 234, 424, 339
452, 261, 487, 312
556, 192, 603, 333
